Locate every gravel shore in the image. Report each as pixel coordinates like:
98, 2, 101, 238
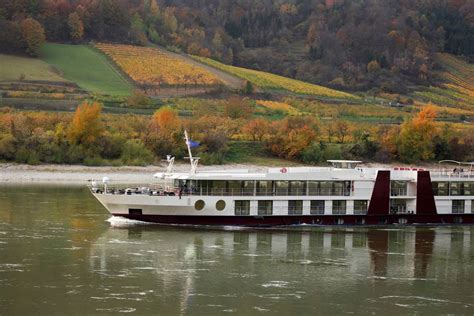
0, 162, 443, 185
0, 163, 268, 185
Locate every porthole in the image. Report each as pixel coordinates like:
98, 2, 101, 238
335, 218, 344, 225
454, 216, 463, 224
216, 200, 226, 211
195, 200, 205, 211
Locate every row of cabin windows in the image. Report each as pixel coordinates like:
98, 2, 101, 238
234, 200, 369, 216
452, 200, 474, 214
235, 200, 474, 215
432, 182, 474, 196
176, 180, 352, 196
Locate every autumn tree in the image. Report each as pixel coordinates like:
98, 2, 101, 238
335, 120, 350, 144
68, 12, 84, 42
224, 97, 254, 119
264, 118, 318, 159
242, 118, 270, 141
147, 107, 181, 157
398, 105, 438, 162
20, 18, 45, 56
149, 107, 180, 133
67, 101, 103, 146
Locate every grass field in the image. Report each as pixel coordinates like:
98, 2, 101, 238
40, 43, 134, 96
193, 56, 356, 99
0, 54, 67, 82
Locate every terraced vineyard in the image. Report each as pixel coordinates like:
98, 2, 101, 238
193, 56, 356, 99
95, 44, 222, 87
414, 54, 474, 110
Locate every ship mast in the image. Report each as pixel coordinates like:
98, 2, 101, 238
184, 130, 199, 174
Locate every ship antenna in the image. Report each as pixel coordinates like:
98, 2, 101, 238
184, 130, 199, 174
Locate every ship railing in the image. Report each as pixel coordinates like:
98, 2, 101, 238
307, 189, 351, 196
390, 188, 408, 196
255, 189, 351, 196
430, 169, 473, 178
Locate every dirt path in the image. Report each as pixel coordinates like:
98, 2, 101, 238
149, 44, 245, 90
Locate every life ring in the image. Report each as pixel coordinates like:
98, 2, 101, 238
280, 167, 288, 173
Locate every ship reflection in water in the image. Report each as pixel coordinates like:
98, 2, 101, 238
88, 220, 474, 314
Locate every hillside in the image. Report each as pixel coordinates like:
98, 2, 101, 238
0, 54, 67, 83
40, 43, 134, 96
193, 55, 357, 100
412, 54, 474, 110
94, 43, 242, 96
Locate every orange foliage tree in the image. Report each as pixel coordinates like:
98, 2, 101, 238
67, 101, 103, 146
147, 107, 182, 157
265, 117, 318, 159
242, 118, 271, 141
398, 105, 438, 162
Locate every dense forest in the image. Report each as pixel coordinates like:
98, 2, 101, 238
1, 0, 473, 92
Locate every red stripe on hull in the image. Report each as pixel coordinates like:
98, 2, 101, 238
113, 214, 474, 226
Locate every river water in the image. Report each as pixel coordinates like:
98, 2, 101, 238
0, 185, 473, 315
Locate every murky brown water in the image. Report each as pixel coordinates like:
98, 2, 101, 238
0, 185, 474, 314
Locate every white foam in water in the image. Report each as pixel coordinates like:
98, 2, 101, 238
106, 216, 154, 228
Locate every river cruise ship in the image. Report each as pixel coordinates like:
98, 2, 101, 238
90, 133, 474, 226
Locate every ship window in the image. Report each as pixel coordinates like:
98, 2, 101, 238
354, 200, 368, 214
432, 182, 448, 196
390, 199, 407, 214
320, 182, 332, 195
195, 200, 205, 211
288, 200, 303, 215
235, 200, 250, 215
450, 182, 460, 196
275, 181, 289, 196
452, 200, 465, 214
210, 181, 226, 195
216, 200, 226, 211
310, 200, 325, 214
332, 201, 346, 215
289, 181, 306, 196
227, 181, 243, 196
258, 200, 273, 215
256, 181, 273, 196
461, 182, 472, 196
391, 181, 408, 196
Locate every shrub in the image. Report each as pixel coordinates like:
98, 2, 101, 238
121, 139, 154, 165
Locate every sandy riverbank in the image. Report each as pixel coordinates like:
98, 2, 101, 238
0, 161, 446, 185
0, 163, 269, 185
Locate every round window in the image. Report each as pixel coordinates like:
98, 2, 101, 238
195, 200, 205, 211
216, 200, 226, 211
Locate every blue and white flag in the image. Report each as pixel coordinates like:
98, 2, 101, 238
187, 140, 200, 148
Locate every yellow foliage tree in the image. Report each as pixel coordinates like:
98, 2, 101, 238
67, 101, 103, 146
150, 107, 181, 133
398, 105, 438, 162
